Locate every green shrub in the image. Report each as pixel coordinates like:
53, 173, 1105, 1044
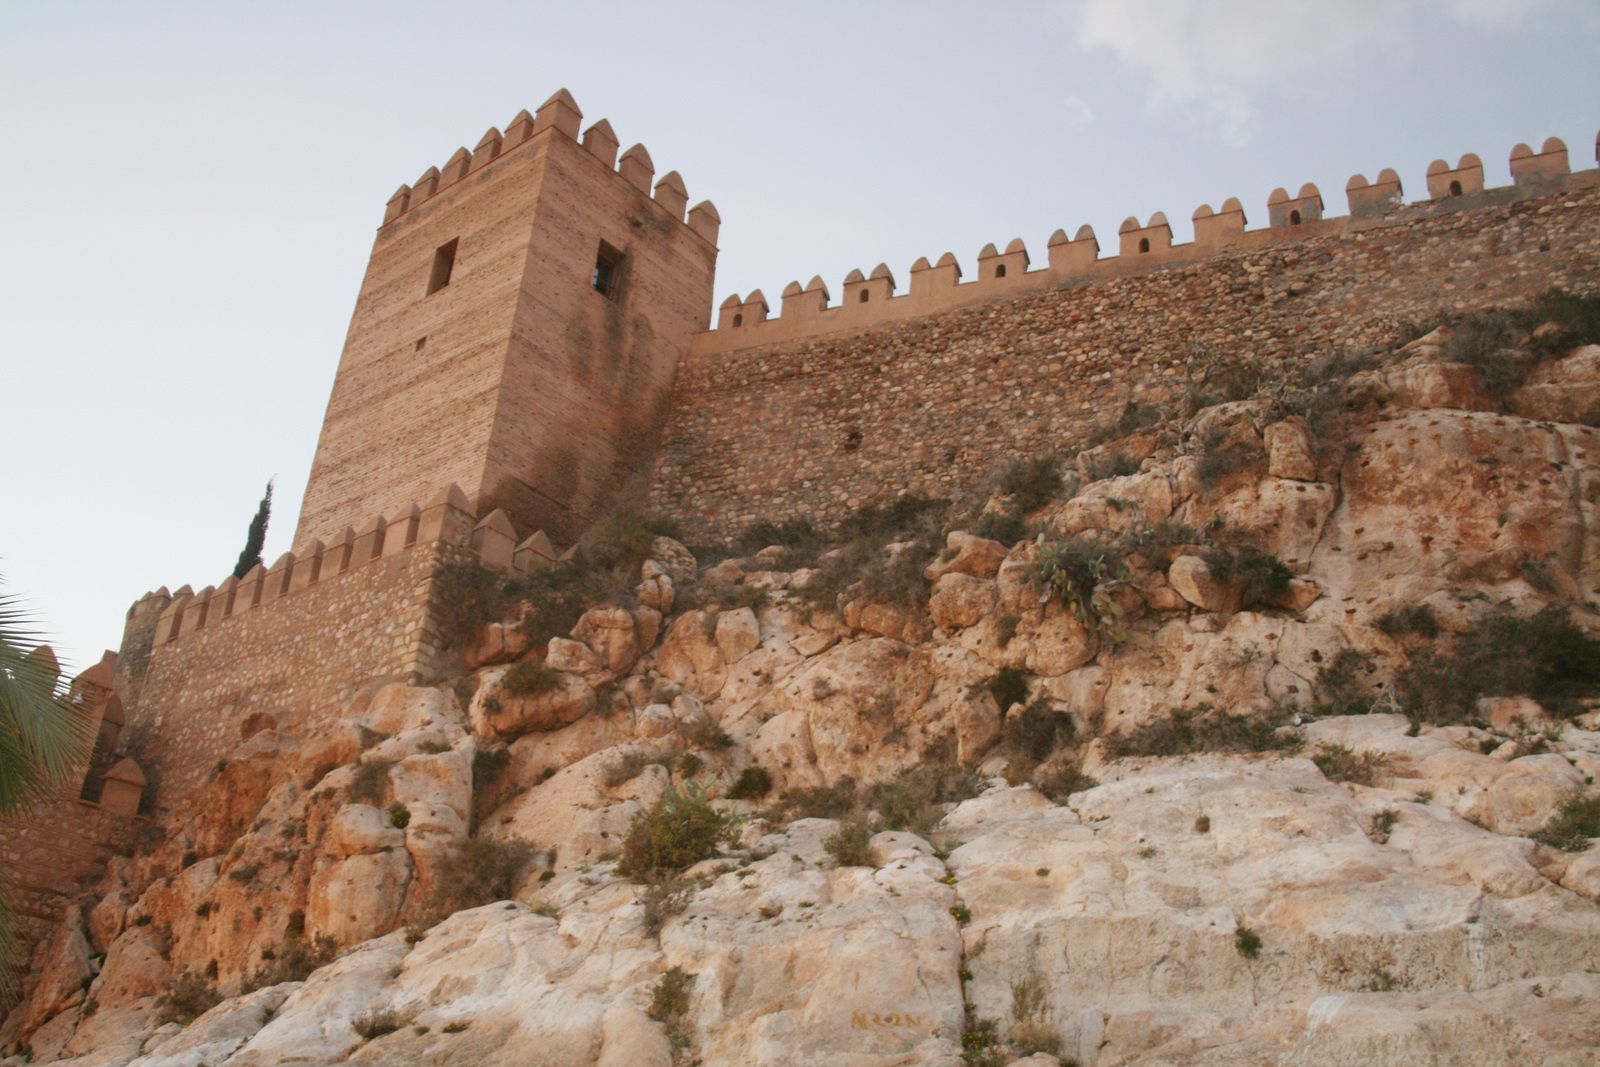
353, 1009, 404, 1040
973, 509, 1026, 546
388, 803, 411, 829
683, 718, 734, 750
986, 667, 1029, 711
1090, 400, 1164, 445
1313, 648, 1378, 716
676, 753, 704, 778
640, 878, 695, 936
347, 758, 394, 804
998, 456, 1063, 514
648, 966, 696, 1051
863, 767, 986, 837
431, 560, 509, 650
604, 751, 662, 788
1205, 543, 1292, 609
1106, 706, 1300, 759
1194, 428, 1259, 490
1375, 604, 1441, 639
1083, 449, 1140, 482
1311, 743, 1388, 786
961, 1013, 1005, 1067
1533, 793, 1600, 852
823, 818, 876, 867
1033, 533, 1131, 640
501, 659, 560, 698
1035, 766, 1097, 803
767, 780, 859, 822
153, 970, 220, 1026
618, 782, 739, 882
1234, 926, 1262, 959
1397, 607, 1600, 722
1005, 699, 1073, 762
726, 766, 773, 800
430, 836, 537, 914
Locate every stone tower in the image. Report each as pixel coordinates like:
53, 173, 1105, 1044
295, 89, 720, 549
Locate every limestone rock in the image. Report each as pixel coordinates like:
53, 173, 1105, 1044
929, 573, 997, 630
1167, 555, 1241, 613
307, 849, 411, 944
1265, 415, 1318, 480
924, 531, 1009, 581
573, 606, 645, 674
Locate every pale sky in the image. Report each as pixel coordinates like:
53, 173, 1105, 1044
2, 0, 1597, 672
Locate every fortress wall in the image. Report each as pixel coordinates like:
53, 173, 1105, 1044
119, 488, 526, 810
0, 800, 144, 956
651, 178, 1600, 539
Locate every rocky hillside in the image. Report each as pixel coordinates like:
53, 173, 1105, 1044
5, 297, 1600, 1066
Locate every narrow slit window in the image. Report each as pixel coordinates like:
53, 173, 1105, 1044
1449, 180, 1463, 197
732, 313, 743, 327
426, 239, 458, 295
1138, 238, 1150, 254
1289, 209, 1302, 225
995, 264, 1007, 278
858, 290, 869, 303
593, 241, 624, 299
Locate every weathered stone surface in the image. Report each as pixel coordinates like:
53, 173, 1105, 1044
1265, 415, 1318, 480
1168, 555, 1241, 613
924, 531, 1010, 581
928, 573, 997, 630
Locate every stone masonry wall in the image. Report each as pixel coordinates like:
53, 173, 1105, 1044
122, 542, 448, 812
651, 181, 1600, 539
0, 799, 143, 959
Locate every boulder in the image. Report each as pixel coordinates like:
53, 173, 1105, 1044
924, 531, 1010, 581
1167, 555, 1241, 613
929, 573, 997, 631
1265, 416, 1318, 480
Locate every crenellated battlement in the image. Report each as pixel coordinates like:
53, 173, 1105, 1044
698, 131, 1599, 357
378, 89, 720, 245
151, 485, 565, 650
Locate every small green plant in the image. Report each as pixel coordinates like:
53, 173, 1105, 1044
1005, 698, 1073, 762
1195, 429, 1258, 489
501, 659, 561, 698
1533, 793, 1600, 852
442, 1021, 469, 1034
605, 750, 661, 788
388, 803, 411, 829
1194, 814, 1211, 833
998, 456, 1064, 514
950, 904, 972, 924
617, 782, 739, 882
1312, 648, 1378, 716
1083, 449, 1140, 482
676, 753, 704, 778
245, 934, 337, 991
726, 766, 773, 800
683, 717, 735, 750
648, 966, 696, 1051
823, 818, 876, 867
1397, 607, 1600, 722
640, 878, 695, 935
961, 1011, 1005, 1067
1312, 743, 1388, 786
353, 1008, 404, 1040
1369, 809, 1399, 841
533, 901, 560, 919
153, 970, 220, 1026
1235, 925, 1262, 959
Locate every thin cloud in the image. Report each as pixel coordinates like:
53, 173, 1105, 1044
1074, 0, 1556, 145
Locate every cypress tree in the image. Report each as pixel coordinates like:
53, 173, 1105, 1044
232, 480, 274, 579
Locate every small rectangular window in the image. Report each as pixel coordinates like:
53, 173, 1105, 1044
593, 241, 624, 300
427, 238, 458, 295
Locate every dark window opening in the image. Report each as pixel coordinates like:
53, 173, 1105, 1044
426, 239, 458, 295
1289, 209, 1302, 225
732, 313, 743, 327
1449, 180, 1463, 197
995, 264, 1007, 278
1138, 238, 1150, 253
858, 290, 869, 303
593, 241, 624, 299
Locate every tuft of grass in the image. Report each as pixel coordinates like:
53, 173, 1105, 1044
501, 659, 561, 698
353, 1009, 404, 1040
1311, 743, 1388, 786
388, 803, 411, 829
429, 836, 537, 915
347, 758, 394, 805
1106, 705, 1301, 759
1008, 971, 1061, 1057
1005, 698, 1074, 763
998, 456, 1064, 514
1035, 765, 1097, 803
1533, 793, 1600, 852
1313, 648, 1378, 716
823, 818, 876, 867
1376, 604, 1441, 639
640, 878, 695, 936
1195, 429, 1259, 489
1235, 925, 1262, 959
